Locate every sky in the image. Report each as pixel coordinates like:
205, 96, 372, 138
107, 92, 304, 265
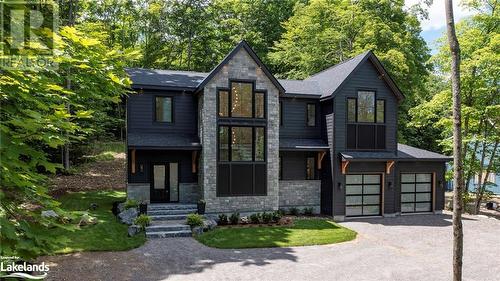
404, 0, 476, 54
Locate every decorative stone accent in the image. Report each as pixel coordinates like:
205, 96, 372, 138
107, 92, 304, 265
127, 183, 149, 202
201, 47, 280, 214
202, 219, 217, 231
279, 180, 321, 214
118, 208, 138, 225
128, 224, 141, 236
192, 226, 203, 236
179, 183, 200, 203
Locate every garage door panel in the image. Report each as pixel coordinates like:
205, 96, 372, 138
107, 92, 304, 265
346, 206, 362, 216
363, 206, 380, 215
416, 193, 431, 201
401, 193, 415, 203
364, 175, 381, 184
363, 195, 380, 204
346, 175, 362, 184
345, 174, 381, 217
401, 203, 414, 212
416, 183, 431, 192
346, 185, 362, 195
346, 196, 362, 205
416, 202, 431, 212
401, 173, 433, 213
416, 173, 432, 182
364, 185, 380, 194
401, 184, 415, 192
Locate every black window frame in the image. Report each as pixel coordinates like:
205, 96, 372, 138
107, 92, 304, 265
306, 103, 316, 127
345, 173, 382, 217
306, 156, 316, 180
217, 80, 267, 119
279, 101, 283, 126
153, 95, 174, 123
400, 173, 433, 213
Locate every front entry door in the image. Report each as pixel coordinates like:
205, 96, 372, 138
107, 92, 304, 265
150, 163, 179, 203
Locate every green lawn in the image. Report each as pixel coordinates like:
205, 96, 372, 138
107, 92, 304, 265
38, 190, 145, 255
195, 219, 357, 249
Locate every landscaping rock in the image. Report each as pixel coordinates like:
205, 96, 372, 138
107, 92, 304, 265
118, 202, 126, 213
203, 219, 217, 231
89, 203, 98, 210
118, 208, 138, 225
192, 226, 203, 236
78, 213, 97, 226
128, 224, 141, 236
41, 210, 59, 219
240, 216, 249, 224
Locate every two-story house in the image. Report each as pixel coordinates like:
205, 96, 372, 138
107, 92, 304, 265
125, 41, 451, 220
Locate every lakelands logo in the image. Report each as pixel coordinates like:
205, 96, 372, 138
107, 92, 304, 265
0, 256, 49, 280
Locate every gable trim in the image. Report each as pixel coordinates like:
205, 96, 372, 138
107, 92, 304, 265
195, 40, 285, 94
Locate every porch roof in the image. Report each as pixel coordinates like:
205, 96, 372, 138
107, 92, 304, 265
280, 138, 329, 151
127, 133, 201, 150
340, 144, 452, 162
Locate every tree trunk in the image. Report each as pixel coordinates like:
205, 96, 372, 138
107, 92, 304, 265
445, 1, 464, 280
475, 140, 498, 213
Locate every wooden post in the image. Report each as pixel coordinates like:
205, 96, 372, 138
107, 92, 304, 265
131, 149, 136, 174
192, 151, 198, 173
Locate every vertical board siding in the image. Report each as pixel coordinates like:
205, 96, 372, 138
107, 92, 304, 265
280, 151, 318, 180
128, 150, 197, 183
280, 97, 321, 138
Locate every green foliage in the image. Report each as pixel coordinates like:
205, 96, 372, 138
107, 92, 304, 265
186, 213, 204, 227
218, 214, 228, 225
261, 212, 273, 224
272, 211, 283, 222
303, 207, 314, 216
134, 215, 151, 230
289, 207, 299, 216
249, 213, 261, 224
124, 199, 138, 210
229, 212, 240, 225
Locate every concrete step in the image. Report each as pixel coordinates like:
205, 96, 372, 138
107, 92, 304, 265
147, 209, 197, 216
150, 214, 189, 221
146, 230, 192, 238
148, 204, 197, 211
145, 224, 190, 232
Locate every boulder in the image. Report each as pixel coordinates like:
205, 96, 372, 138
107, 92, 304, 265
202, 219, 217, 231
89, 203, 98, 210
192, 226, 203, 236
41, 210, 59, 219
118, 202, 126, 213
78, 213, 97, 226
128, 224, 141, 237
118, 208, 138, 225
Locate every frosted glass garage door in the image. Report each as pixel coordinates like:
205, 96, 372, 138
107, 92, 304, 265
345, 174, 382, 217
401, 173, 432, 213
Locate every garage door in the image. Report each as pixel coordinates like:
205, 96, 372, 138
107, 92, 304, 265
345, 174, 382, 217
401, 173, 433, 213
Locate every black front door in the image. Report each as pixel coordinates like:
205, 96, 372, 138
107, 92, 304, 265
150, 162, 180, 203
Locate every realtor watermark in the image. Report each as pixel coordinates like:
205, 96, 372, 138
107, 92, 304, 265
1, 256, 50, 279
1, 0, 58, 70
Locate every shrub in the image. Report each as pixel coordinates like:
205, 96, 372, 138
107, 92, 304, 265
134, 214, 151, 230
271, 211, 282, 222
278, 209, 286, 216
289, 207, 299, 216
124, 199, 138, 209
249, 213, 261, 224
262, 212, 273, 224
218, 214, 228, 225
229, 212, 240, 225
186, 213, 204, 227
303, 207, 314, 216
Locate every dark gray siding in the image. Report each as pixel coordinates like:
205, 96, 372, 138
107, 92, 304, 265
394, 162, 446, 212
280, 97, 321, 139
127, 90, 198, 136
128, 150, 197, 183
332, 60, 398, 152
280, 151, 317, 180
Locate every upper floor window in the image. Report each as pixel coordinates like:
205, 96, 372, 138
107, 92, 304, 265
218, 81, 265, 118
347, 91, 385, 123
155, 96, 172, 122
307, 103, 316, 126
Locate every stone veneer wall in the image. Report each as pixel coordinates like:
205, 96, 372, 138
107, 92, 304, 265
279, 180, 321, 214
201, 48, 280, 214
127, 182, 199, 203
127, 183, 149, 202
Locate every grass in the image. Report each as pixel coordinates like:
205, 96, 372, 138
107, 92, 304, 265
38, 190, 145, 255
195, 219, 357, 249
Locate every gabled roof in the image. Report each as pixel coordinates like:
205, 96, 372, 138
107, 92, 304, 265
126, 68, 207, 90
340, 143, 452, 162
196, 40, 285, 94
306, 51, 404, 101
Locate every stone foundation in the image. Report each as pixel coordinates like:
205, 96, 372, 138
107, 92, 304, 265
127, 183, 149, 202
279, 180, 321, 214
127, 182, 200, 203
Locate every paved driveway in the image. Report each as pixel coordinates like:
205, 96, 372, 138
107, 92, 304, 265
42, 213, 500, 281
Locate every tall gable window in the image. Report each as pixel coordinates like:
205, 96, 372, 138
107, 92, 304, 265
217, 80, 267, 196
347, 91, 386, 150
307, 104, 316, 126
155, 96, 172, 122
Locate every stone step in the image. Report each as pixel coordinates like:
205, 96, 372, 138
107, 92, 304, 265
148, 204, 197, 211
145, 224, 190, 232
146, 230, 192, 238
150, 214, 189, 221
147, 209, 197, 216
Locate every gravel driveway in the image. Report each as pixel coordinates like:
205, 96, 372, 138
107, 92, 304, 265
41, 213, 500, 281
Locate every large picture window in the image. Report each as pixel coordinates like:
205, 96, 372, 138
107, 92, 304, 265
218, 81, 266, 119
155, 96, 172, 122
346, 91, 386, 150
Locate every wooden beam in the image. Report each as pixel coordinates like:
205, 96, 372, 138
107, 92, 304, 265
385, 160, 395, 174
131, 149, 136, 174
341, 160, 350, 174
317, 151, 326, 170
192, 151, 198, 173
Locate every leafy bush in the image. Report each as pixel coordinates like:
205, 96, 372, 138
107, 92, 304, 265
262, 212, 273, 224
229, 212, 240, 225
278, 209, 286, 216
186, 213, 204, 227
289, 207, 299, 216
134, 215, 151, 230
124, 199, 138, 209
271, 211, 282, 222
218, 214, 228, 225
249, 213, 261, 224
303, 207, 314, 216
